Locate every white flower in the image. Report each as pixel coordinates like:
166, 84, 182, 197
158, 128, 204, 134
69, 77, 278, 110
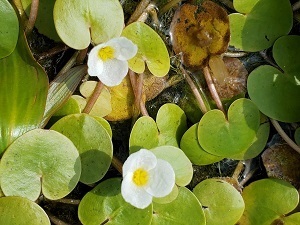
121, 149, 175, 209
87, 37, 137, 87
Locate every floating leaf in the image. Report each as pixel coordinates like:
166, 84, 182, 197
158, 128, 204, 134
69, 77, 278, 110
0, 32, 48, 154
105, 76, 135, 121
21, 0, 60, 41
247, 36, 300, 122
0, 0, 19, 58
198, 98, 260, 157
122, 22, 170, 76
0, 196, 50, 225
78, 178, 152, 225
153, 185, 179, 204
229, 0, 293, 51
151, 187, 206, 225
129, 103, 187, 153
238, 178, 299, 225
180, 123, 223, 165
231, 121, 270, 160
0, 129, 81, 201
54, 0, 124, 49
193, 178, 245, 225
51, 114, 113, 184
151, 146, 193, 187
170, 1, 230, 69
79, 81, 112, 117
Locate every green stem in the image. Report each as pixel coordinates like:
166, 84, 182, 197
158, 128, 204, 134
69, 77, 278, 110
25, 0, 39, 34
270, 119, 300, 154
82, 81, 104, 114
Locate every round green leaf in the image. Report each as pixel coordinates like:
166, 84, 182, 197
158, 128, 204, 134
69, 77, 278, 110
231, 122, 270, 160
129, 116, 159, 153
193, 178, 245, 225
151, 146, 193, 187
22, 0, 60, 41
282, 213, 300, 225
151, 187, 205, 225
122, 22, 170, 77
129, 104, 187, 154
54, 0, 124, 49
78, 178, 152, 225
229, 0, 292, 51
247, 36, 300, 122
198, 98, 260, 157
180, 123, 223, 165
0, 0, 19, 58
0, 196, 50, 225
153, 185, 178, 204
0, 129, 81, 201
0, 32, 48, 154
51, 114, 113, 184
239, 178, 299, 225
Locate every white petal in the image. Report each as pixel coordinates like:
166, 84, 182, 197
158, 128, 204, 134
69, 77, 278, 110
107, 37, 138, 61
123, 149, 157, 178
121, 173, 153, 209
87, 44, 105, 77
145, 159, 175, 198
98, 59, 128, 86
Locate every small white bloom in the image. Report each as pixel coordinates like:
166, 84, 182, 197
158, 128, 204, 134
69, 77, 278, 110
121, 149, 175, 209
87, 37, 138, 87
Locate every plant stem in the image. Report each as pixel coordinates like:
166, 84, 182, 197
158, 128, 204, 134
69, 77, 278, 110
56, 51, 79, 77
129, 70, 141, 119
270, 119, 300, 154
82, 81, 104, 114
159, 0, 181, 15
51, 198, 80, 205
293, 1, 300, 11
232, 161, 244, 180
223, 51, 248, 58
44, 209, 70, 225
76, 47, 89, 65
136, 73, 149, 116
180, 65, 209, 114
126, 0, 151, 25
203, 66, 225, 114
37, 44, 69, 61
25, 0, 39, 34
111, 156, 123, 174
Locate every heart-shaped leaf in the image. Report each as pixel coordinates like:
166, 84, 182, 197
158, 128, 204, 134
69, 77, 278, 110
180, 123, 223, 165
229, 0, 292, 51
198, 98, 260, 157
54, 0, 124, 49
170, 1, 230, 69
151, 187, 206, 225
51, 114, 113, 184
247, 36, 300, 122
193, 178, 245, 225
129, 103, 187, 153
0, 196, 50, 225
151, 146, 193, 187
238, 178, 299, 225
0, 32, 48, 154
0, 0, 19, 58
78, 178, 152, 225
122, 22, 170, 77
0, 129, 81, 201
22, 0, 60, 41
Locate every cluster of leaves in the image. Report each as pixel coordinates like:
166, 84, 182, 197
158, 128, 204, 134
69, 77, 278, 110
0, 0, 300, 224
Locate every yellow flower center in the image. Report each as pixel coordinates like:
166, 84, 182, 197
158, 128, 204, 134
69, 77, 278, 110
132, 168, 149, 186
98, 46, 115, 61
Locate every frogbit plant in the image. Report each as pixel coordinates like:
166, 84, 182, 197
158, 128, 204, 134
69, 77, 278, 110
87, 37, 138, 86
121, 149, 175, 209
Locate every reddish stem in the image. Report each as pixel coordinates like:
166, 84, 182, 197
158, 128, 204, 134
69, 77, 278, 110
25, 0, 39, 34
82, 81, 104, 114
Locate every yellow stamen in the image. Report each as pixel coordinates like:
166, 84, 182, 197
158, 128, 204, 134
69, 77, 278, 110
133, 168, 149, 186
98, 46, 115, 61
